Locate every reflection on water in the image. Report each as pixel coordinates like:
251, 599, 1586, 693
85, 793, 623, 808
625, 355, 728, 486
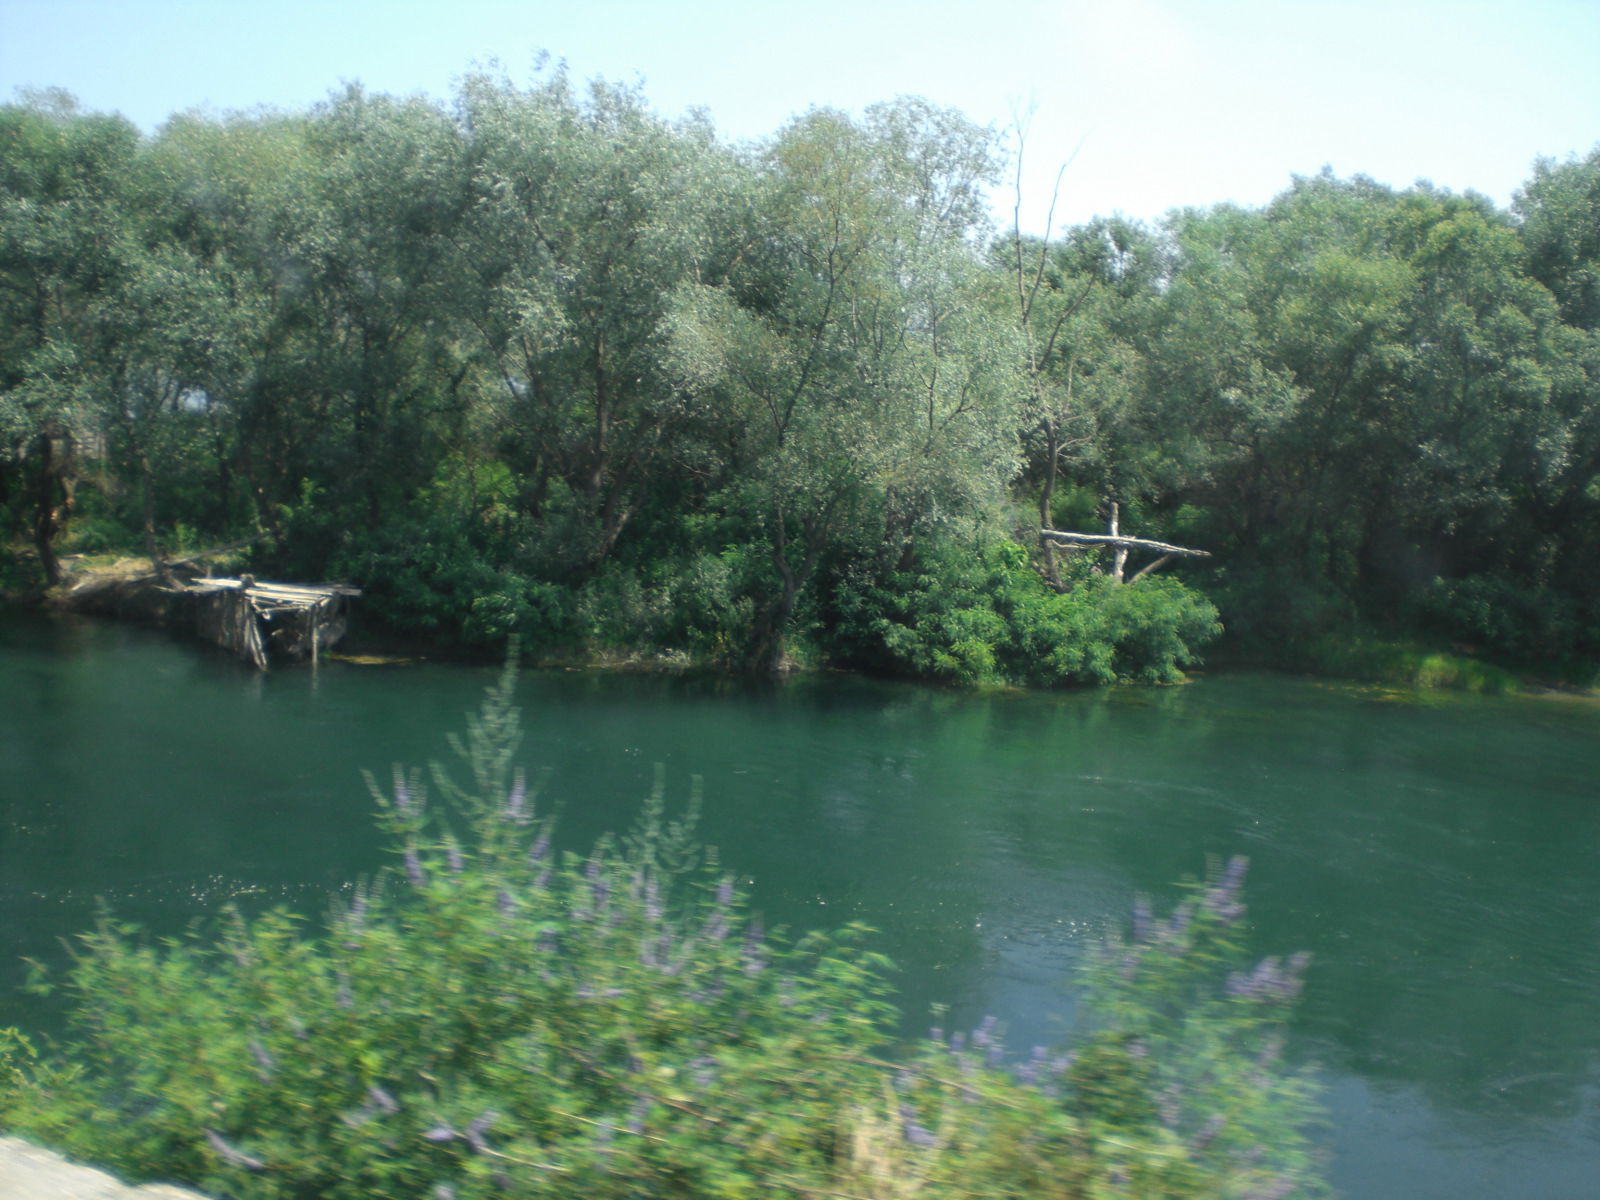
3, 611, 1599, 1199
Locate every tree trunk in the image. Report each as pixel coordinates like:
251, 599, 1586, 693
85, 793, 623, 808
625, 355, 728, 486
744, 587, 797, 676
28, 428, 70, 587
743, 517, 823, 676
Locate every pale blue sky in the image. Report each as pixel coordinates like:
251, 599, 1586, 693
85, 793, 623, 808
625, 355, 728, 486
2, 0, 1596, 232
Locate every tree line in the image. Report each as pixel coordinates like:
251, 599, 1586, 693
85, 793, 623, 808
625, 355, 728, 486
3, 73, 1596, 680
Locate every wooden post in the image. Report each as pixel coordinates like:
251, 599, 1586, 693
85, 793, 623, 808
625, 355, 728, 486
1109, 502, 1128, 584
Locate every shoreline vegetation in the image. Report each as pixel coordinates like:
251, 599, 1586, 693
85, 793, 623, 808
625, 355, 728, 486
9, 550, 1586, 699
0, 662, 1329, 1199
4, 75, 1598, 689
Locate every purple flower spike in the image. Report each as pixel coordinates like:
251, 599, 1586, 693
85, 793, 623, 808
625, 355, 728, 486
899, 1104, 939, 1148
691, 1055, 718, 1088
392, 767, 411, 816
446, 840, 464, 876
405, 844, 426, 888
422, 1125, 457, 1143
1202, 855, 1250, 923
1222, 854, 1249, 891
1165, 906, 1193, 940
529, 828, 551, 866
504, 769, 528, 822
1228, 953, 1310, 1004
368, 1086, 399, 1113
465, 1109, 497, 1153
716, 877, 734, 907
644, 877, 662, 924
742, 917, 766, 974
204, 1129, 266, 1171
626, 1097, 649, 1135
1189, 1113, 1226, 1153
249, 1040, 275, 1076
1132, 895, 1153, 942
498, 888, 516, 917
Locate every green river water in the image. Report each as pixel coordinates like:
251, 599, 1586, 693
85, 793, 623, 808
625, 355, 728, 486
2, 610, 1598, 1197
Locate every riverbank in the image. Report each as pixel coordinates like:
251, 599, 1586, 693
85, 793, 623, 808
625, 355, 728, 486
7, 553, 1594, 696
1209, 629, 1599, 697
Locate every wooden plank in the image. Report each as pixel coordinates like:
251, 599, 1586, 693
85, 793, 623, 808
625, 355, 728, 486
179, 578, 362, 603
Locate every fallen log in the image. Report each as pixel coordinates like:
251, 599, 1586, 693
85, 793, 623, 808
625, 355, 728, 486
1042, 502, 1210, 585
1040, 530, 1212, 558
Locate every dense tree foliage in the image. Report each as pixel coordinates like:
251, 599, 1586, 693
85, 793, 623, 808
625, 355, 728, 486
2, 74, 1596, 680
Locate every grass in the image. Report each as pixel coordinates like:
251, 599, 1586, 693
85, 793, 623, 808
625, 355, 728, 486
1301, 634, 1526, 694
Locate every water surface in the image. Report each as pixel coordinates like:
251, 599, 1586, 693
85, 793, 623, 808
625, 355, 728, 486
2, 611, 1597, 1198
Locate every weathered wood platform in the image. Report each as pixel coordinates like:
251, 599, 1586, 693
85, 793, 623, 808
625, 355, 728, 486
178, 576, 361, 670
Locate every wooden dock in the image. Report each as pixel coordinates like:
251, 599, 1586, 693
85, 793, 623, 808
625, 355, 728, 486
179, 576, 362, 670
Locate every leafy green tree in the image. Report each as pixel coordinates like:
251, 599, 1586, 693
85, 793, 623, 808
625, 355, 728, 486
1516, 148, 1600, 331
256, 86, 474, 547
0, 92, 143, 581
141, 110, 317, 539
455, 69, 738, 578
667, 100, 1021, 672
1126, 173, 1583, 658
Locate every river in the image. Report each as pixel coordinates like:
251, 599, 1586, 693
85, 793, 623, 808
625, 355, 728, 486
2, 610, 1597, 1197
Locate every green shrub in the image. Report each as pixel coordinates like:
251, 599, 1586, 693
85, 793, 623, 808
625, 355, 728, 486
829, 539, 1222, 687
1203, 564, 1357, 661
326, 520, 576, 650
1418, 574, 1600, 673
1301, 634, 1521, 693
0, 663, 1322, 1199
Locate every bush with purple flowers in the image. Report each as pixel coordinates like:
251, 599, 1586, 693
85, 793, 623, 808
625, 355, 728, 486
0, 663, 1325, 1198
